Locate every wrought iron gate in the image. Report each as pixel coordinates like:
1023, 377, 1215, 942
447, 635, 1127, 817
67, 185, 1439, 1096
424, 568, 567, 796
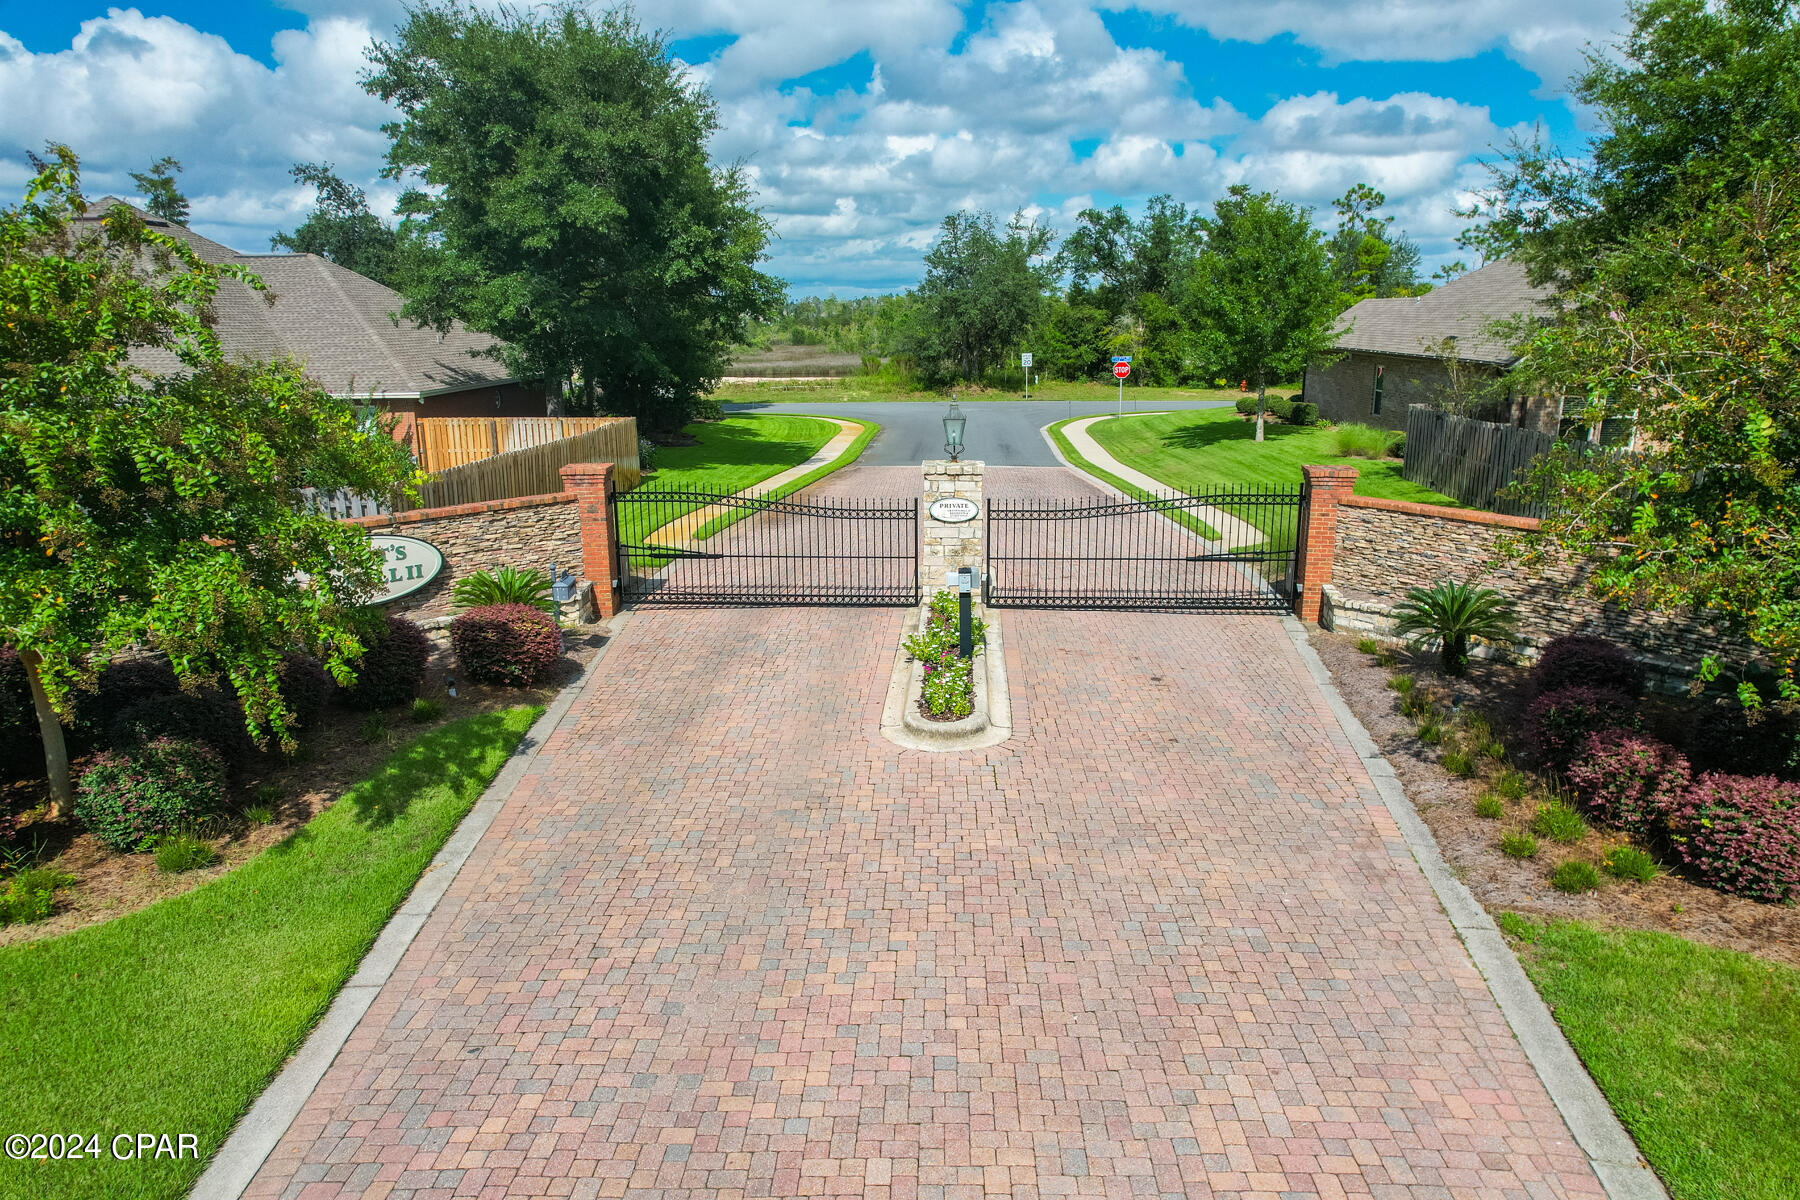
611, 487, 918, 607
985, 486, 1304, 611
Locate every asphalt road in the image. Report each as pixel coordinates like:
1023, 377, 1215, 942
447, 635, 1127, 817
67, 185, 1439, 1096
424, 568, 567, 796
722, 396, 1234, 466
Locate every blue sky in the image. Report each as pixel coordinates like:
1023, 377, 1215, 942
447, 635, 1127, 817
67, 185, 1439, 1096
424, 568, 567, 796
0, 1, 1628, 295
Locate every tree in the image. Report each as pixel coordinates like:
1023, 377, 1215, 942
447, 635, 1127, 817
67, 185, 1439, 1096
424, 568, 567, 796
1459, 0, 1800, 702
1327, 183, 1426, 309
362, 3, 782, 437
129, 156, 188, 224
1035, 300, 1111, 380
0, 150, 416, 816
271, 162, 403, 288
1184, 186, 1339, 440
911, 209, 1054, 381
1056, 194, 1203, 318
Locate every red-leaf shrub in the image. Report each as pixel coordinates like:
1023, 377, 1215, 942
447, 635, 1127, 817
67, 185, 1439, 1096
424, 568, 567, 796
340, 614, 431, 710
75, 737, 226, 852
107, 687, 254, 767
449, 604, 563, 687
72, 655, 180, 748
1686, 701, 1800, 781
1523, 684, 1637, 769
1528, 634, 1645, 699
274, 652, 334, 730
1666, 773, 1800, 902
1565, 729, 1691, 833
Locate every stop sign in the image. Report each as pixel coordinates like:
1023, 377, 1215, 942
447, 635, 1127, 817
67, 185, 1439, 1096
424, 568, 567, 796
1113, 361, 1131, 379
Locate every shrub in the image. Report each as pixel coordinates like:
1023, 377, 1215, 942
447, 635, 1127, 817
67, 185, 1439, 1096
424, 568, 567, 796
1390, 432, 1405, 458
1234, 397, 1257, 416
1501, 830, 1539, 858
1523, 685, 1636, 769
339, 614, 431, 710
1330, 423, 1395, 459
107, 687, 253, 767
274, 652, 333, 731
72, 656, 179, 747
0, 646, 41, 780
75, 738, 226, 853
1686, 700, 1800, 781
1265, 395, 1294, 420
1565, 729, 1691, 833
921, 655, 974, 718
1529, 634, 1644, 700
449, 603, 564, 687
1288, 401, 1318, 426
1533, 800, 1589, 844
637, 436, 660, 471
0, 867, 67, 925
1665, 773, 1800, 901
1391, 579, 1518, 676
451, 566, 556, 615
154, 829, 217, 874
1602, 845, 1659, 882
1474, 794, 1506, 819
1551, 860, 1603, 893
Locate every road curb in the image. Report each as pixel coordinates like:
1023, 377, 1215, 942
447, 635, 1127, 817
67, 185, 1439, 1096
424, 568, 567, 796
1280, 615, 1667, 1200
189, 613, 633, 1200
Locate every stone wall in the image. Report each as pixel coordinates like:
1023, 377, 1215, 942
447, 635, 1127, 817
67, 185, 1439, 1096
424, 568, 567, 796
1326, 495, 1755, 687
920, 460, 983, 596
344, 492, 583, 623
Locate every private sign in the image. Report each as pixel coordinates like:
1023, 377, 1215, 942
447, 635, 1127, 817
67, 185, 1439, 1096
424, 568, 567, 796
370, 534, 444, 604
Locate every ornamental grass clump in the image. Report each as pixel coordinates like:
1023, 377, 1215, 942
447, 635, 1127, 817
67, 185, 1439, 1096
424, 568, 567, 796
1331, 423, 1397, 459
1565, 729, 1691, 833
74, 737, 226, 853
450, 603, 564, 687
1551, 860, 1603, 894
1666, 773, 1800, 902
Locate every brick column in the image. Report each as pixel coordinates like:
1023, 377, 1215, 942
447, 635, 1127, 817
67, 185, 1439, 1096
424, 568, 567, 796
920, 460, 984, 598
560, 462, 622, 619
1295, 464, 1358, 624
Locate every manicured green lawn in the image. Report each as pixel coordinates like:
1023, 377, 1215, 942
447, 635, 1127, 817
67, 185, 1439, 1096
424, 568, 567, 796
0, 707, 541, 1200
716, 376, 1265, 406
1044, 416, 1221, 540
1501, 914, 1800, 1200
1084, 407, 1461, 506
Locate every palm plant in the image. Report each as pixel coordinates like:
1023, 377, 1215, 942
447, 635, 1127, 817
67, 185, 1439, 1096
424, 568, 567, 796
1390, 579, 1517, 676
450, 566, 555, 614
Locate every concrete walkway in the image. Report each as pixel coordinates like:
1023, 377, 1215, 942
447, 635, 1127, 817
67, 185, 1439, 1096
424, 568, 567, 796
234, 539, 1612, 1197
1058, 415, 1263, 549
646, 418, 863, 547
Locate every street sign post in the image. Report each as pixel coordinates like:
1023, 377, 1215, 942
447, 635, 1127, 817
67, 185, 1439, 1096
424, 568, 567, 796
1020, 351, 1033, 397
1111, 357, 1131, 417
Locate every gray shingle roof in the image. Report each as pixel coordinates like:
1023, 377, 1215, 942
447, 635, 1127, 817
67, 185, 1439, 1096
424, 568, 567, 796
1329, 259, 1555, 366
80, 198, 517, 396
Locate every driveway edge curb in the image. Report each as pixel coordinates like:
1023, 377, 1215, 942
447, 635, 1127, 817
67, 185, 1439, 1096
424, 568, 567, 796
189, 613, 634, 1200
1280, 615, 1667, 1200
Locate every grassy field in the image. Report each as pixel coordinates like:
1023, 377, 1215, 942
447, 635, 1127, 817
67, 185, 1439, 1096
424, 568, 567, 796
0, 707, 541, 1200
1501, 915, 1800, 1200
715, 375, 1268, 407
1083, 408, 1461, 506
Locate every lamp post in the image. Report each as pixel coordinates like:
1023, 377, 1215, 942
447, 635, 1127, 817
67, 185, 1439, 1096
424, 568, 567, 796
942, 397, 966, 463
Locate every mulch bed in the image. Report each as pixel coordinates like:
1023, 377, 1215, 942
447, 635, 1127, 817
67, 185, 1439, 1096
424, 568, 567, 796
1310, 629, 1800, 968
1, 624, 611, 947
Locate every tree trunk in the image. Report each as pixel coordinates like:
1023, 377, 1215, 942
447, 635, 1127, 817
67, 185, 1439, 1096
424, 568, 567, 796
21, 650, 73, 820
1254, 372, 1267, 443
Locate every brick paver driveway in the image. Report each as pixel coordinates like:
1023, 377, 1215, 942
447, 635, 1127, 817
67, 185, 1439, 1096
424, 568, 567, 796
246, 470, 1602, 1200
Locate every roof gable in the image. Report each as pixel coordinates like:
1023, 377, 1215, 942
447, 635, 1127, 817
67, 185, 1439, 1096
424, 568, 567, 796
1329, 259, 1555, 366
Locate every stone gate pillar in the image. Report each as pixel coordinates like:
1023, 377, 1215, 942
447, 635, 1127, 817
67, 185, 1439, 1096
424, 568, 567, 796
920, 460, 984, 599
1295, 464, 1358, 623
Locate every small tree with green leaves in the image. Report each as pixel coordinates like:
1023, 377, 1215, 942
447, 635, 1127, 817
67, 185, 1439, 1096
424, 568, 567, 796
1, 149, 417, 816
129, 156, 188, 224
271, 162, 404, 288
1184, 186, 1339, 441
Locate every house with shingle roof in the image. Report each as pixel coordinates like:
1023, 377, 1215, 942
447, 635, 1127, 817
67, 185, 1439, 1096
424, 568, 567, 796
79, 198, 547, 441
1303, 259, 1558, 434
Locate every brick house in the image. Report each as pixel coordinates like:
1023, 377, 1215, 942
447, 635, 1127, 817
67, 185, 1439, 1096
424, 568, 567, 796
1303, 259, 1559, 434
84, 198, 546, 447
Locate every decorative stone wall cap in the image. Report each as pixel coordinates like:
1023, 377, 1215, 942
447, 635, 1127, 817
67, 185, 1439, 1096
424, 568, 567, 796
1302, 463, 1360, 481
1339, 493, 1540, 530
558, 461, 615, 481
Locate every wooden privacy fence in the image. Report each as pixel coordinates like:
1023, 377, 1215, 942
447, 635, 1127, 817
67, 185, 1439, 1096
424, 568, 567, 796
412, 416, 632, 473
400, 418, 641, 511
1402, 405, 1553, 518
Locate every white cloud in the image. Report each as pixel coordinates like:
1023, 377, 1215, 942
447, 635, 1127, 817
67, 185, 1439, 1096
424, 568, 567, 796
0, 0, 1594, 291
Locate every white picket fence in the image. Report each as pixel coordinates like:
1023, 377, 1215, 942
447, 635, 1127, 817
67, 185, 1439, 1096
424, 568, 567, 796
301, 488, 391, 520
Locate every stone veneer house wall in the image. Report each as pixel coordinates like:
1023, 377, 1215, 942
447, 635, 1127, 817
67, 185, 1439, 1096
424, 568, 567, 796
1304, 260, 1559, 435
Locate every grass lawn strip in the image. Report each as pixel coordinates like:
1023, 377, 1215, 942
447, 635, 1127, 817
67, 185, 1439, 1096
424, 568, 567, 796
615, 413, 841, 547
1086, 407, 1463, 509
1045, 416, 1222, 541
0, 706, 542, 1200
1501, 913, 1800, 1200
689, 417, 879, 540
715, 377, 1264, 406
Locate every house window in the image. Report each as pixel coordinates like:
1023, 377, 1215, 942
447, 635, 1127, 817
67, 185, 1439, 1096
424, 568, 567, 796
1556, 396, 1589, 442
1371, 365, 1384, 414
1598, 414, 1637, 449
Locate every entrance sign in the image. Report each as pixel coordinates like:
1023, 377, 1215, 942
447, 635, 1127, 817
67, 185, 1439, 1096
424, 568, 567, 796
370, 534, 444, 603
928, 497, 979, 524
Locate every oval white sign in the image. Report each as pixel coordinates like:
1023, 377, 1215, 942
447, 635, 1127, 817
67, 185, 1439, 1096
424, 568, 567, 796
928, 497, 979, 524
370, 534, 444, 604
